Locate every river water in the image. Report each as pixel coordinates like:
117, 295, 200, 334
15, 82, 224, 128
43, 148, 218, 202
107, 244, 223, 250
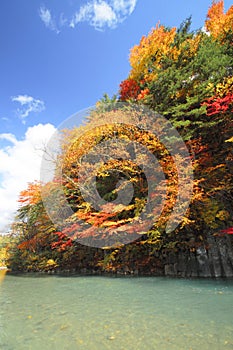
0, 274, 233, 349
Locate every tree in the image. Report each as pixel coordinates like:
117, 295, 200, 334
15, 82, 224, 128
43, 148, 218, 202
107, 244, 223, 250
7, 1, 233, 273
120, 6, 233, 127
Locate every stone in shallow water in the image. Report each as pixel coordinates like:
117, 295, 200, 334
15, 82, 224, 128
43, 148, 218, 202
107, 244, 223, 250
107, 336, 115, 340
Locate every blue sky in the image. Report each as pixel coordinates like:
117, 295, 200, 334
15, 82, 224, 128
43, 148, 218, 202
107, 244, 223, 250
0, 0, 232, 232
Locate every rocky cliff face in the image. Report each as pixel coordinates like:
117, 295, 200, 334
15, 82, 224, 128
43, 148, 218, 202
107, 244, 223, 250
163, 235, 233, 278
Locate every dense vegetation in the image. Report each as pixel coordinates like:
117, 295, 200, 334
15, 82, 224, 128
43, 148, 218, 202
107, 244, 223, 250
0, 235, 12, 267
5, 1, 233, 273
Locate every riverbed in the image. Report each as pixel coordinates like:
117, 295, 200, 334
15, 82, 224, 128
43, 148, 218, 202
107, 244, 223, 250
0, 274, 233, 349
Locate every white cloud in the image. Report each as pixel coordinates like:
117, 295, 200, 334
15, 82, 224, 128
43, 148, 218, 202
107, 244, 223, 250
39, 0, 137, 31
112, 0, 136, 15
0, 133, 17, 145
201, 26, 210, 36
39, 6, 60, 33
93, 1, 117, 28
11, 95, 45, 123
39, 1, 137, 32
1, 117, 10, 122
70, 3, 92, 28
70, 1, 117, 29
0, 124, 56, 233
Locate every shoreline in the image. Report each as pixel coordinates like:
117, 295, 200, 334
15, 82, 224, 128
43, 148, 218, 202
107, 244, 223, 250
5, 268, 233, 279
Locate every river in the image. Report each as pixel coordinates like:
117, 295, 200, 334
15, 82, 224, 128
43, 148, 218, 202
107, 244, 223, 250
0, 274, 233, 349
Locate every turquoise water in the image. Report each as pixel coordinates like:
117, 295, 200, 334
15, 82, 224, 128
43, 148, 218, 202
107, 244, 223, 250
0, 275, 233, 350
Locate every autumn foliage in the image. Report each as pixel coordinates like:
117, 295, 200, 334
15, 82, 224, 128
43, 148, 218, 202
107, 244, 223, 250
7, 1, 233, 273
205, 0, 233, 39
119, 79, 141, 101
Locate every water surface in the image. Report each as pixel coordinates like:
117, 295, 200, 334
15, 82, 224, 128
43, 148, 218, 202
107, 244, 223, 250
0, 274, 233, 349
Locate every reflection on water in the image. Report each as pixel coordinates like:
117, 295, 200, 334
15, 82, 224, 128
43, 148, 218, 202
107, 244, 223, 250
0, 275, 233, 350
0, 269, 7, 284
